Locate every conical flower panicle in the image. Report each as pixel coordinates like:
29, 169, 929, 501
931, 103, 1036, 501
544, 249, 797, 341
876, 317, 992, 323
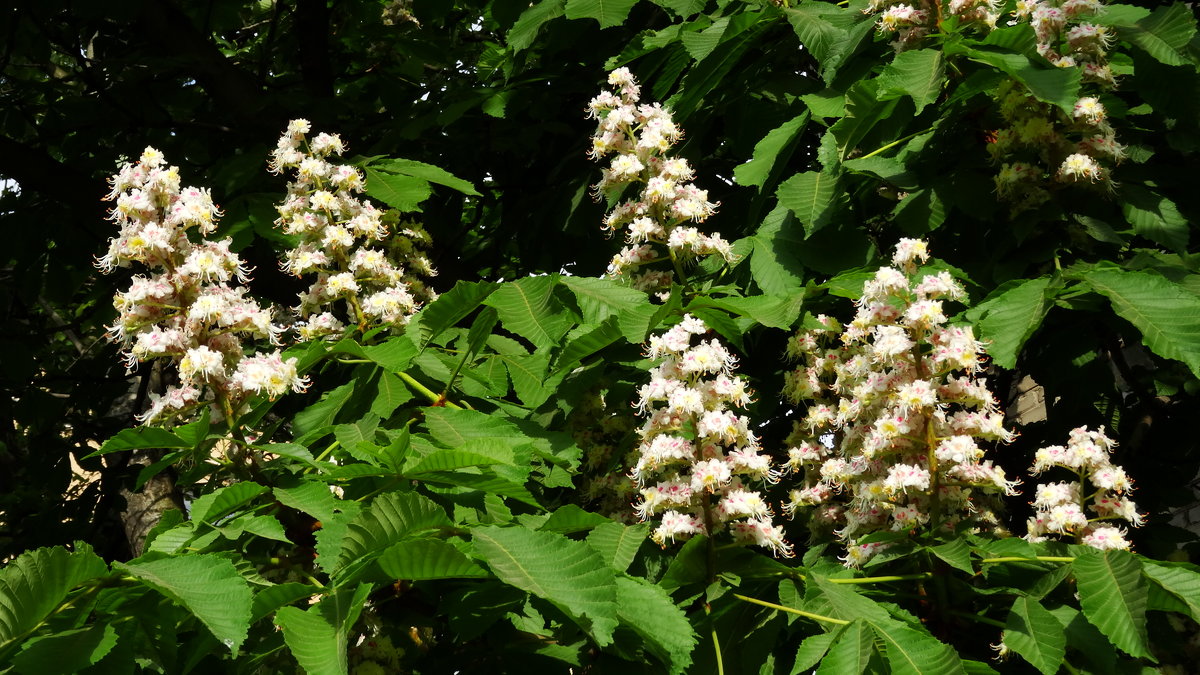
270, 120, 437, 338
632, 315, 791, 557
992, 2, 1121, 211
586, 69, 730, 298
99, 148, 306, 425
781, 239, 1019, 566
1027, 426, 1142, 550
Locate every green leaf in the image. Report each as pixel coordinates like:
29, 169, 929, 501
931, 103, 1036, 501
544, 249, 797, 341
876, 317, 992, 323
876, 49, 945, 113
843, 155, 919, 191
377, 539, 489, 580
333, 492, 452, 575
750, 205, 806, 295
250, 582, 320, 623
275, 584, 371, 675
560, 276, 649, 325
11, 624, 118, 675
422, 407, 520, 447
1122, 185, 1189, 252
508, 0, 566, 51
117, 554, 253, 654
362, 165, 431, 211
409, 280, 500, 350
189, 481, 268, 524
892, 188, 946, 235
369, 158, 479, 196
484, 276, 572, 350
784, 4, 866, 82
274, 480, 340, 523
681, 16, 730, 61
1072, 549, 1152, 659
792, 631, 837, 674
816, 621, 875, 675
371, 372, 413, 418
1002, 596, 1065, 675
869, 619, 964, 675
222, 514, 290, 543
472, 526, 618, 646
1116, 3, 1197, 66
649, 0, 705, 18
88, 426, 191, 458
707, 294, 802, 329
735, 113, 810, 188
0, 545, 107, 645
930, 539, 974, 575
972, 277, 1051, 369
615, 576, 697, 674
964, 48, 1080, 110
829, 80, 900, 159
1141, 560, 1200, 623
564, 0, 640, 29
586, 521, 648, 573
1076, 267, 1200, 378
334, 414, 379, 453
404, 441, 515, 474
538, 504, 610, 533
810, 576, 892, 623
776, 171, 847, 237
293, 382, 355, 437
501, 352, 556, 407
558, 319, 623, 367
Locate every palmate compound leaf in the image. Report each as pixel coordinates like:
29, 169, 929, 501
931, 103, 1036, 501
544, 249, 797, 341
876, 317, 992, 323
1072, 548, 1153, 660
0, 545, 108, 645
1002, 596, 1065, 675
614, 576, 697, 674
1076, 267, 1200, 379
116, 554, 253, 654
332, 491, 452, 576
471, 526, 618, 646
275, 584, 371, 675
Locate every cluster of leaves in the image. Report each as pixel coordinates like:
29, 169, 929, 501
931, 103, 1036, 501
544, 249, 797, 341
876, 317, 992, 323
2, 0, 1200, 673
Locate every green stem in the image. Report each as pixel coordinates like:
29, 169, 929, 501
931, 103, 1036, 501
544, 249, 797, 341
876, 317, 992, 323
831, 573, 933, 584
396, 371, 462, 409
733, 594, 850, 626
854, 126, 937, 161
704, 603, 725, 675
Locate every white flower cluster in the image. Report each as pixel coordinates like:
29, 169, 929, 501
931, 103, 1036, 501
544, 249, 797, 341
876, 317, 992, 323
781, 239, 1019, 567
99, 148, 307, 424
270, 119, 437, 339
993, 2, 1121, 210
1014, 0, 1114, 85
865, 0, 999, 50
631, 315, 791, 557
586, 69, 730, 297
1026, 426, 1142, 550
990, 85, 1123, 212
